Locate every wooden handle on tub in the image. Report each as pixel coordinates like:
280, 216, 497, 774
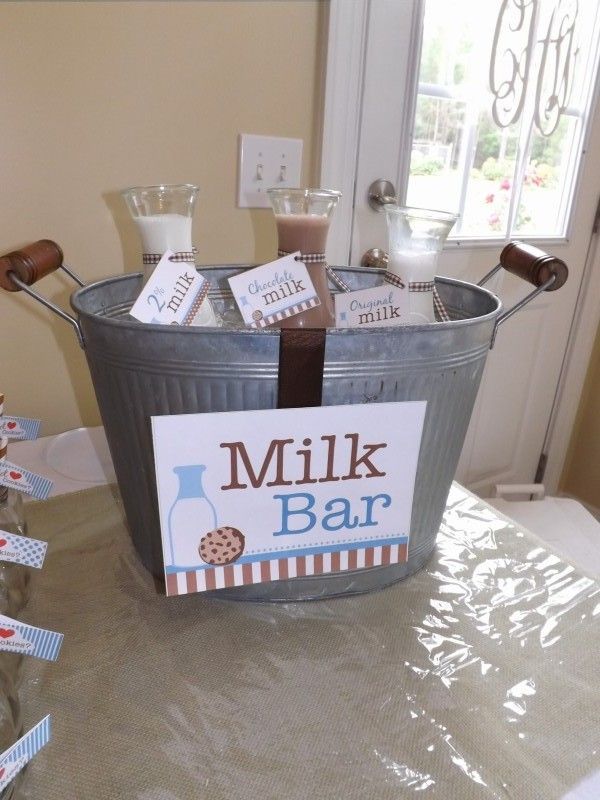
0, 240, 64, 292
500, 241, 568, 291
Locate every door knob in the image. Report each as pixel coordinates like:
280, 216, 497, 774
360, 248, 389, 269
368, 179, 397, 211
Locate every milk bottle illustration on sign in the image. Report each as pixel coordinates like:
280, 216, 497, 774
168, 465, 218, 567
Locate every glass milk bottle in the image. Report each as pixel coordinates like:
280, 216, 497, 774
384, 206, 457, 323
167, 465, 217, 568
267, 188, 341, 328
0, 438, 29, 617
0, 437, 29, 692
122, 184, 218, 326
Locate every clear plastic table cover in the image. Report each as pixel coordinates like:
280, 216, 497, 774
14, 484, 600, 799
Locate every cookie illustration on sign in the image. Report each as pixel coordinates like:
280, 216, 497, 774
199, 527, 245, 566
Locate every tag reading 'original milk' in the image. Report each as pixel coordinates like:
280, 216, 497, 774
130, 250, 210, 326
228, 252, 320, 328
0, 716, 51, 792
335, 283, 410, 329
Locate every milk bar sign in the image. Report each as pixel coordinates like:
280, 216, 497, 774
152, 401, 426, 596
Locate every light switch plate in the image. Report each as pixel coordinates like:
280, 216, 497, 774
237, 134, 303, 208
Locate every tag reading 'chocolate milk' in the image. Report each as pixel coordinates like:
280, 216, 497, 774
228, 252, 320, 328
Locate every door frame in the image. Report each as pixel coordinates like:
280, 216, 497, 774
319, 0, 369, 266
320, 0, 600, 494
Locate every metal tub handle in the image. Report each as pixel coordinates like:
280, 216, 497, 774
478, 241, 568, 347
0, 240, 86, 348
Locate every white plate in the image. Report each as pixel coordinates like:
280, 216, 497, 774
45, 427, 116, 484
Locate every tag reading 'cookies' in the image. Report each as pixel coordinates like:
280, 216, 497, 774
0, 460, 53, 501
334, 284, 410, 329
0, 529, 47, 569
130, 250, 210, 325
0, 614, 63, 661
0, 716, 51, 792
0, 416, 41, 441
228, 252, 320, 328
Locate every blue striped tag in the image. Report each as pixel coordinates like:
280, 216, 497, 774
0, 614, 63, 661
0, 416, 41, 441
0, 460, 53, 501
0, 529, 47, 568
0, 716, 51, 790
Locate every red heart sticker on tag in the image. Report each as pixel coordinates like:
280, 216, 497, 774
0, 629, 15, 639
8, 472, 22, 480
0, 540, 6, 548
6, 422, 16, 430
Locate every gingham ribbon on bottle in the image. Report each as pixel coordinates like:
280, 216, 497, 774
277, 250, 352, 293
182, 279, 211, 325
384, 271, 406, 290
0, 436, 8, 504
384, 272, 450, 322
432, 290, 451, 322
143, 250, 196, 265
278, 249, 326, 263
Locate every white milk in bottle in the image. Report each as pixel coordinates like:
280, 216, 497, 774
122, 184, 218, 327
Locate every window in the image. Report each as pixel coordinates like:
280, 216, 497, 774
405, 0, 600, 240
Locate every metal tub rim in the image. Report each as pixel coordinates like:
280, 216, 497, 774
70, 267, 502, 335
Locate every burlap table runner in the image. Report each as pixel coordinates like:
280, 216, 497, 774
13, 484, 600, 799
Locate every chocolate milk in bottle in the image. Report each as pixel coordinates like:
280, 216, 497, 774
268, 189, 341, 328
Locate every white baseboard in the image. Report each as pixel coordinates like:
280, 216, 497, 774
557, 491, 600, 521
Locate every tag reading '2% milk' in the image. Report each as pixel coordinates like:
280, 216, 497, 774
129, 250, 210, 326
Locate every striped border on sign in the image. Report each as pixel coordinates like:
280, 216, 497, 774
165, 542, 408, 596
250, 296, 320, 329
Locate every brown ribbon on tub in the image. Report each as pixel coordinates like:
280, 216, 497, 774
277, 329, 327, 409
274, 251, 329, 407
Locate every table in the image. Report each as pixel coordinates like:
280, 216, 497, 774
14, 483, 600, 799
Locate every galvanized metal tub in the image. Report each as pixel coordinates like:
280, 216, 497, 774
68, 265, 501, 599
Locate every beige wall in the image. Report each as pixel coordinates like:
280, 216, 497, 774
561, 323, 600, 509
0, 1, 324, 434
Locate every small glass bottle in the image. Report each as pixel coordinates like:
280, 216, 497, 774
384, 206, 457, 323
0, 439, 30, 618
0, 412, 22, 800
167, 465, 217, 568
0, 490, 30, 618
122, 183, 218, 326
267, 188, 341, 328
0, 688, 18, 776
